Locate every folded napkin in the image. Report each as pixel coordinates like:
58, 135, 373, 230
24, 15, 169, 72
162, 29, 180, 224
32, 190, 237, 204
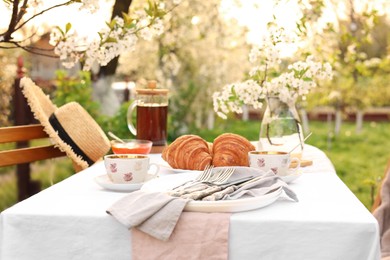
223, 170, 298, 202
107, 191, 189, 241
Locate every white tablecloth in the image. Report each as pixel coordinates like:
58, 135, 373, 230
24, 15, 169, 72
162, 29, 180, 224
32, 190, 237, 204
0, 145, 380, 260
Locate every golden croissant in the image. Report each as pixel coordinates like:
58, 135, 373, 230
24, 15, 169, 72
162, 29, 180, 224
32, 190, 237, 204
162, 135, 212, 170
162, 133, 255, 170
212, 133, 255, 167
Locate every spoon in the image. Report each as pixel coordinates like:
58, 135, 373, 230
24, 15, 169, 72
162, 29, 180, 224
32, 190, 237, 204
108, 131, 125, 143
288, 132, 313, 154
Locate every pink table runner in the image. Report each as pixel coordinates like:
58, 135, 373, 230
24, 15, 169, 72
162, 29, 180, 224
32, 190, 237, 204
132, 212, 231, 260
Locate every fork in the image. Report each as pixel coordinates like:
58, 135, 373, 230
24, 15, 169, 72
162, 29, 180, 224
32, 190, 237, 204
169, 167, 236, 197
171, 165, 214, 190
206, 167, 235, 185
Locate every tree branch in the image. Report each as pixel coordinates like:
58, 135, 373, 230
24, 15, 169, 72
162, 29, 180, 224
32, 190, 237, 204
14, 42, 58, 58
15, 0, 29, 27
3, 0, 22, 41
15, 1, 75, 32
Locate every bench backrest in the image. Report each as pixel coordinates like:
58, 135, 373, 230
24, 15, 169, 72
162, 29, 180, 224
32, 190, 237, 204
0, 124, 66, 166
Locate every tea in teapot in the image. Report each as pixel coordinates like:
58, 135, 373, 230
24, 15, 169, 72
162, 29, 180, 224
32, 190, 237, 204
127, 80, 168, 151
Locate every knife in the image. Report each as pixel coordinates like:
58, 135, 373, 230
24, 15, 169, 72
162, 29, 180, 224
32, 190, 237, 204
178, 176, 255, 200
168, 176, 255, 198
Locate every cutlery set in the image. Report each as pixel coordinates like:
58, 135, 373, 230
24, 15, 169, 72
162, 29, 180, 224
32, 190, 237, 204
168, 166, 262, 201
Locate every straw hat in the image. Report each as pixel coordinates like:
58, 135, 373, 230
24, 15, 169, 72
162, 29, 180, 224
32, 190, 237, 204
20, 77, 111, 170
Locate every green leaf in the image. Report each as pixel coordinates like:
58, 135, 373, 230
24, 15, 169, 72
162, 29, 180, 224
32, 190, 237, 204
122, 12, 132, 25
144, 7, 152, 16
231, 85, 237, 97
54, 26, 65, 37
144, 0, 154, 16
106, 19, 117, 30
65, 23, 72, 33
105, 37, 118, 43
125, 22, 136, 29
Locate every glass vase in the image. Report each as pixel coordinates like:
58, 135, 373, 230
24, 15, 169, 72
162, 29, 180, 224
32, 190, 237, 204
258, 97, 305, 158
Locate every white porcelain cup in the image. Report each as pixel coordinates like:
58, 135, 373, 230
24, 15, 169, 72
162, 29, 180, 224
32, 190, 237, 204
104, 154, 159, 184
248, 151, 300, 176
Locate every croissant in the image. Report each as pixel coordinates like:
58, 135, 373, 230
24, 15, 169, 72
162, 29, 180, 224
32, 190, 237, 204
162, 135, 212, 170
212, 133, 255, 167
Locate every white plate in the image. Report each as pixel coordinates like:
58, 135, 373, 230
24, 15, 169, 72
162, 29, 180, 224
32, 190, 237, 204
184, 188, 282, 213
280, 170, 302, 183
94, 175, 143, 192
158, 161, 198, 174
141, 172, 283, 213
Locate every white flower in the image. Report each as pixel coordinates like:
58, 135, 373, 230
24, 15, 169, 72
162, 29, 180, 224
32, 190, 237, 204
79, 0, 100, 14
139, 27, 153, 41
49, 0, 175, 70
249, 48, 260, 63
212, 23, 333, 118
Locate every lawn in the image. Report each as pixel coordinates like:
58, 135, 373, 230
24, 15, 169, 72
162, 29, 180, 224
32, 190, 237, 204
1, 119, 389, 211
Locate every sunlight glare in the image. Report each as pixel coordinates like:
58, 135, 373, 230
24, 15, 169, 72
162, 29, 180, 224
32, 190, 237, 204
221, 0, 301, 57
191, 16, 200, 25
0, 0, 113, 41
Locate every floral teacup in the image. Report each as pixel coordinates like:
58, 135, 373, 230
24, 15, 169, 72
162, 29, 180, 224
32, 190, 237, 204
248, 151, 300, 176
104, 154, 159, 184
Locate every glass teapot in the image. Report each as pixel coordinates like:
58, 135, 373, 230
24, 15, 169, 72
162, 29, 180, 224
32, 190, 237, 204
127, 80, 169, 147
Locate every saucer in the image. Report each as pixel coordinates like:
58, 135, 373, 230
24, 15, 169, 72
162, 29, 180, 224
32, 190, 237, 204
159, 161, 197, 174
280, 170, 302, 183
94, 174, 144, 192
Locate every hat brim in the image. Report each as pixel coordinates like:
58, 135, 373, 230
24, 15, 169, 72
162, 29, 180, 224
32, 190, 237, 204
20, 77, 89, 170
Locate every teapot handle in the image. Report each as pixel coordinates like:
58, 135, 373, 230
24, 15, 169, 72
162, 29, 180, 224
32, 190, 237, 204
127, 101, 137, 136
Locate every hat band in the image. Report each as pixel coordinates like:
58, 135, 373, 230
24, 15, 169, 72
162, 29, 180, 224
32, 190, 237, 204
49, 114, 94, 166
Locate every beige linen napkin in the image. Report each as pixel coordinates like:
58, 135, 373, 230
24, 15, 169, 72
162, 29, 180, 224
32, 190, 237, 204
107, 191, 189, 241
223, 170, 298, 201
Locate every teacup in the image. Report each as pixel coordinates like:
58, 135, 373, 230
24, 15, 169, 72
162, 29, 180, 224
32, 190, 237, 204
248, 151, 300, 176
104, 154, 159, 184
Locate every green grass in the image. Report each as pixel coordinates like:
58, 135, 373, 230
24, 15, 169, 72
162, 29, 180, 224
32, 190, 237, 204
1, 119, 389, 212
307, 121, 390, 208
0, 158, 74, 211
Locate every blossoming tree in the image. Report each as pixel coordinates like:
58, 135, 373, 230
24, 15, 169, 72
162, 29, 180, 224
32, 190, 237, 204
212, 19, 333, 119
0, 0, 181, 115
117, 0, 251, 137
0, 0, 180, 70
296, 0, 390, 134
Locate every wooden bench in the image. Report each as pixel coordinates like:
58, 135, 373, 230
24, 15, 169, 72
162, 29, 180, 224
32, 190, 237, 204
0, 124, 66, 166
0, 124, 68, 201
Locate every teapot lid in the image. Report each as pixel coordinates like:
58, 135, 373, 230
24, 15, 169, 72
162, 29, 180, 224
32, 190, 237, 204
136, 80, 168, 95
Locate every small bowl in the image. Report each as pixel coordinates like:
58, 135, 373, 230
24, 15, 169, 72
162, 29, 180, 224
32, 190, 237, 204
111, 139, 153, 155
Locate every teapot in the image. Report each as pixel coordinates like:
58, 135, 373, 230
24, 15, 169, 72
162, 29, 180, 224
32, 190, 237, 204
127, 80, 168, 149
